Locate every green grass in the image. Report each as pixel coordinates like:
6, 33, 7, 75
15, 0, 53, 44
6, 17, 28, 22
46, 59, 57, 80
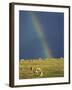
19, 58, 64, 79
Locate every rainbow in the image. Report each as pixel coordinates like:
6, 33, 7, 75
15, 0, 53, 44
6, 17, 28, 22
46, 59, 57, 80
30, 12, 52, 58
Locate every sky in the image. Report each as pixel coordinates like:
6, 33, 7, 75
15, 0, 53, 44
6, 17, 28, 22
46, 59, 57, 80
19, 10, 64, 60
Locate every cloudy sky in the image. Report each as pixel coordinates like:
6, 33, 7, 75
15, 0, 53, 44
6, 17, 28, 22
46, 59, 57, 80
19, 11, 64, 59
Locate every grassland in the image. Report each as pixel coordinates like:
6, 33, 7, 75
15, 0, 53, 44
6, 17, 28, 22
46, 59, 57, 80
19, 58, 64, 79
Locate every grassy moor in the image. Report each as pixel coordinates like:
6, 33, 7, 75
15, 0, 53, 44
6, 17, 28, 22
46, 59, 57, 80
19, 58, 64, 79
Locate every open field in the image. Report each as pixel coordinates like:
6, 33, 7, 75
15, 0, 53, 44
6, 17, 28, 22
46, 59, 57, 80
19, 58, 64, 79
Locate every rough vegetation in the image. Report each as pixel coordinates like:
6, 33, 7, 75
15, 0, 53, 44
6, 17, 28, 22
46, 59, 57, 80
19, 58, 64, 79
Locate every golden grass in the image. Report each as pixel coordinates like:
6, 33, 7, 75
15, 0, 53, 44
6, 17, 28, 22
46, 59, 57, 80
19, 58, 64, 79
